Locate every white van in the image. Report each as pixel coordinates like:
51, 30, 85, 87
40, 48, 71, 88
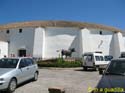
82, 52, 109, 70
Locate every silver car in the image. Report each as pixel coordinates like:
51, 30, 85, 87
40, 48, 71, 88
0, 57, 39, 93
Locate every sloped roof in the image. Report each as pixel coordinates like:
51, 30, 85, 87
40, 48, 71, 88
0, 20, 122, 32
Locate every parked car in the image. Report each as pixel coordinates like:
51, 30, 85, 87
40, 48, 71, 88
82, 52, 109, 71
104, 55, 113, 61
95, 58, 125, 93
0, 57, 39, 93
120, 52, 125, 58
98, 55, 113, 74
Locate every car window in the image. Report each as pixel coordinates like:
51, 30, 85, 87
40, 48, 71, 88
29, 58, 35, 64
87, 56, 92, 61
19, 59, 27, 68
100, 56, 104, 61
104, 56, 113, 61
25, 58, 33, 66
84, 55, 93, 62
0, 58, 19, 68
95, 56, 100, 61
107, 60, 125, 74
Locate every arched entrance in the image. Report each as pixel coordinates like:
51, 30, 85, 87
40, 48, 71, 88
18, 49, 26, 57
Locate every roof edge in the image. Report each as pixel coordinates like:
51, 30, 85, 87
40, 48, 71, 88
0, 20, 122, 32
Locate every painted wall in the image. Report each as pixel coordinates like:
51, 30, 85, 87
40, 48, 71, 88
112, 32, 125, 58
122, 32, 125, 46
44, 27, 80, 59
80, 28, 114, 56
0, 41, 8, 58
0, 26, 125, 59
3, 28, 35, 57
33, 27, 45, 58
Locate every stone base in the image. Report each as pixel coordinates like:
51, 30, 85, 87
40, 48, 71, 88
48, 87, 65, 93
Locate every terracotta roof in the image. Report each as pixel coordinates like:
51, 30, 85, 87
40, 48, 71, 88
0, 20, 122, 32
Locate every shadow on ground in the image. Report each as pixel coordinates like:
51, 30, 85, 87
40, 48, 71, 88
74, 68, 97, 72
0, 80, 34, 93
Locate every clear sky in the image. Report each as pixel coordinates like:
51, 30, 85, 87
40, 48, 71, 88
0, 0, 125, 30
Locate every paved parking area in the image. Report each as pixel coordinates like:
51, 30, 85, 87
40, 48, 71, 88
14, 68, 102, 93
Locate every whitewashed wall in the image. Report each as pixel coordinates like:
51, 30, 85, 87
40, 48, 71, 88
33, 27, 45, 58
0, 26, 125, 59
44, 27, 80, 59
122, 32, 125, 47
4, 28, 35, 57
112, 32, 125, 58
0, 41, 8, 58
80, 28, 114, 56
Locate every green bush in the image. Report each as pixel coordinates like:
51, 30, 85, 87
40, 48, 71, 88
37, 58, 82, 68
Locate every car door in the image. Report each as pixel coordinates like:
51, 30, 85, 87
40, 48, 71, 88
18, 59, 30, 83
25, 58, 35, 79
85, 54, 94, 67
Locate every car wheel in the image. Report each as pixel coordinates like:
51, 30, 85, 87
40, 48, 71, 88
94, 67, 98, 71
33, 72, 38, 81
99, 69, 103, 75
7, 78, 17, 93
83, 67, 87, 71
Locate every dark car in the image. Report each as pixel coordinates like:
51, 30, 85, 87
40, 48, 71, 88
95, 58, 125, 93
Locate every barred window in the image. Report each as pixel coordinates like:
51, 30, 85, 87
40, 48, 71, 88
6, 30, 9, 34
19, 29, 22, 33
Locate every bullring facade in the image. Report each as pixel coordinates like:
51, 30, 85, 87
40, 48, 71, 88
0, 21, 124, 59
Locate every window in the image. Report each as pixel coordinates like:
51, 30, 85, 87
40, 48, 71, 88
83, 55, 93, 62
107, 60, 125, 74
99, 31, 102, 35
95, 56, 100, 61
100, 56, 104, 61
25, 58, 33, 66
104, 56, 113, 61
19, 59, 27, 68
29, 58, 35, 64
19, 29, 22, 33
6, 30, 10, 34
0, 58, 19, 68
18, 49, 26, 57
87, 56, 93, 61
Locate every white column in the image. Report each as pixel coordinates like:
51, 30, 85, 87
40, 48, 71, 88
112, 32, 125, 58
79, 28, 91, 57
33, 27, 45, 58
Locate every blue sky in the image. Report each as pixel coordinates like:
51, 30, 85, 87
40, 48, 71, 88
0, 0, 125, 30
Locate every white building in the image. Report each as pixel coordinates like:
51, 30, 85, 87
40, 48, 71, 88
0, 21, 124, 59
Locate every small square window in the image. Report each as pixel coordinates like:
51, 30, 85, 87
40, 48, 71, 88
19, 29, 22, 33
6, 30, 9, 34
99, 31, 102, 35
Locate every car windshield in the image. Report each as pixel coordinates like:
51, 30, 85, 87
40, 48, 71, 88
106, 60, 125, 75
104, 56, 113, 61
0, 58, 19, 68
95, 56, 104, 61
83, 55, 93, 61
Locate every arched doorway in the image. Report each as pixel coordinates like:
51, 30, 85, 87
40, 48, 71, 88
18, 49, 26, 57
